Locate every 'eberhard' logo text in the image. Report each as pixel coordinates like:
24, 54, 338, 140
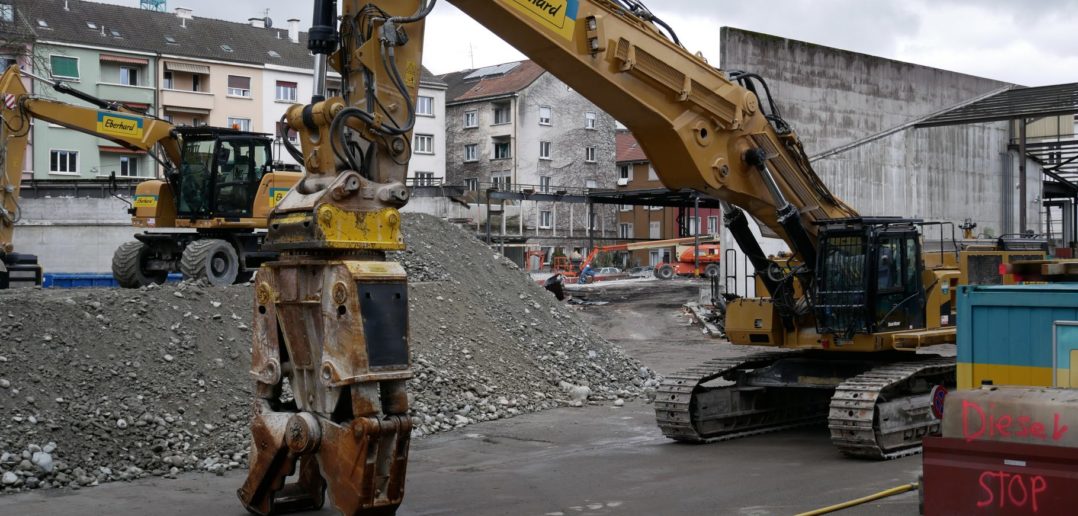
527, 0, 562, 18
104, 118, 137, 132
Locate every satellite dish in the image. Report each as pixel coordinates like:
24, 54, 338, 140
264, 17, 273, 28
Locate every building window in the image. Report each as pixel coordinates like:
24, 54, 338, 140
539, 106, 551, 125
414, 171, 434, 186
539, 176, 551, 193
539, 141, 551, 160
585, 111, 596, 129
464, 144, 478, 162
119, 66, 139, 86
163, 71, 173, 89
585, 146, 596, 163
463, 110, 478, 128
708, 216, 719, 235
492, 173, 511, 191
192, 74, 202, 92
49, 55, 79, 80
619, 164, 630, 181
49, 150, 78, 174
585, 180, 597, 189
619, 204, 632, 212
493, 140, 511, 160
688, 216, 701, 236
227, 75, 252, 97
326, 87, 340, 97
414, 134, 434, 154
540, 210, 553, 229
275, 81, 298, 102
417, 96, 434, 116
119, 156, 139, 177
619, 223, 633, 239
0, 4, 12, 23
648, 165, 658, 181
227, 117, 251, 131
493, 103, 511, 125
465, 177, 478, 191
650, 221, 661, 239
649, 205, 663, 211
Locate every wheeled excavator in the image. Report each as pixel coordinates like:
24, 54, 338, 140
237, 1, 1026, 514
0, 65, 301, 288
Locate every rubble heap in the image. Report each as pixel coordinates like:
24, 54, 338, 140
0, 214, 656, 492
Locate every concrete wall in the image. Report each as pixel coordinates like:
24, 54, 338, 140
716, 27, 1041, 292
14, 196, 137, 273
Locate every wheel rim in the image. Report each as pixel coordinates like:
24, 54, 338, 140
210, 251, 230, 278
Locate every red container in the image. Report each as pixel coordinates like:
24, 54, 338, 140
922, 436, 1078, 515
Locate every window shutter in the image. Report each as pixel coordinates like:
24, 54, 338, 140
228, 75, 250, 89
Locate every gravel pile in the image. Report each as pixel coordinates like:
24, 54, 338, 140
0, 213, 657, 493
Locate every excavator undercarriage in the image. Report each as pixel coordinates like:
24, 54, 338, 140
656, 352, 953, 459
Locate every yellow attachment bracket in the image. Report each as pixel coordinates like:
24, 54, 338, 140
316, 205, 404, 251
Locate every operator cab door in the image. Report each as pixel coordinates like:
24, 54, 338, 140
176, 138, 217, 219
871, 231, 925, 332
210, 137, 271, 219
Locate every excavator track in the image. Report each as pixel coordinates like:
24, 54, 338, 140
655, 351, 832, 443
828, 357, 954, 459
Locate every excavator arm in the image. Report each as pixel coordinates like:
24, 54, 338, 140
450, 0, 858, 272
0, 65, 182, 170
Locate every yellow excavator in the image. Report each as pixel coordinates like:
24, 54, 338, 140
0, 65, 301, 288
236, 1, 1037, 514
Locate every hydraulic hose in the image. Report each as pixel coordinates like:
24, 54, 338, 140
795, 483, 919, 516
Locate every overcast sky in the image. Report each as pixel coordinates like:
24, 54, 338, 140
96, 0, 1077, 86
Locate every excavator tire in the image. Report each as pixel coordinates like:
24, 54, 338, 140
112, 241, 168, 288
704, 263, 721, 278
181, 238, 239, 286
655, 264, 675, 280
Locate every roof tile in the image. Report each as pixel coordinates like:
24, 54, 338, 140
616, 130, 647, 163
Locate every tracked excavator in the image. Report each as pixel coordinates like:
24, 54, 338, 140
0, 65, 300, 288
237, 1, 1024, 514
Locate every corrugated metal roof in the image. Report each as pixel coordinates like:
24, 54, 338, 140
916, 82, 1078, 127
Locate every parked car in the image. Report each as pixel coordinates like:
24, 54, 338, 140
596, 267, 622, 276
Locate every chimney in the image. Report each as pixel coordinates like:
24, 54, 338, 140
175, 7, 192, 20
248, 17, 264, 28
287, 18, 300, 44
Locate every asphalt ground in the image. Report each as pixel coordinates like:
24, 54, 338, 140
0, 279, 921, 515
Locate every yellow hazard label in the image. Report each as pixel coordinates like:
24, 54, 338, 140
405, 61, 418, 88
97, 112, 144, 139
505, 0, 579, 41
133, 194, 158, 208
269, 188, 288, 207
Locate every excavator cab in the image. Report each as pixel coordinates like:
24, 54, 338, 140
814, 218, 927, 337
172, 127, 273, 220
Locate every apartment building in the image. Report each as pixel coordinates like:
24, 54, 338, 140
409, 70, 448, 185
0, 1, 37, 178
615, 130, 723, 267
4, 0, 446, 178
443, 60, 616, 190
441, 60, 617, 246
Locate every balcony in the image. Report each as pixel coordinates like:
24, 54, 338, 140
96, 83, 155, 106
160, 88, 215, 112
